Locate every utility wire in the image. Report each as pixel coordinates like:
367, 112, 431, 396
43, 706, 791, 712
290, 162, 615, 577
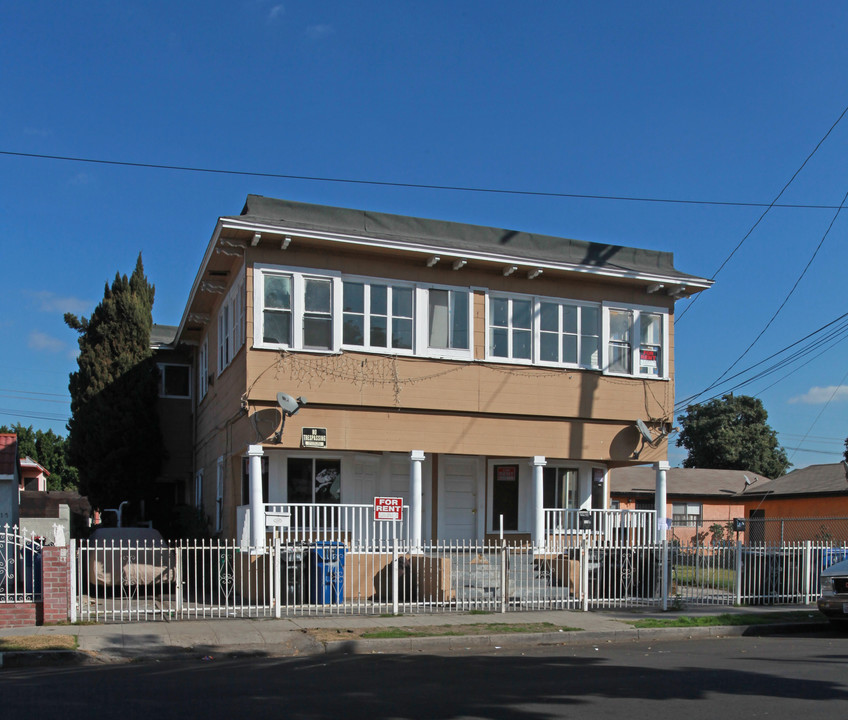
676, 101, 848, 323
787, 365, 848, 464
1, 148, 847, 210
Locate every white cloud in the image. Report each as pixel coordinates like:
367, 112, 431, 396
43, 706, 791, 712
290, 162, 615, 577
305, 24, 334, 40
28, 330, 66, 354
267, 4, 285, 21
26, 290, 91, 315
789, 386, 848, 404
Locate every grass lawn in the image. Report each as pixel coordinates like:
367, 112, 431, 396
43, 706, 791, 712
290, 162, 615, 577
0, 635, 78, 652
308, 622, 580, 642
626, 611, 819, 629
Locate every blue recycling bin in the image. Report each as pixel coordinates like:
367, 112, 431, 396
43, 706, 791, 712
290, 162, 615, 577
308, 542, 345, 604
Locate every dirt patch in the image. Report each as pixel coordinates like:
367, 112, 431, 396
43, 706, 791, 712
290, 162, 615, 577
0, 634, 78, 652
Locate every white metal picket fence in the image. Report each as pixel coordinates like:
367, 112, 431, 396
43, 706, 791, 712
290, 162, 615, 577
72, 536, 848, 623
0, 525, 43, 603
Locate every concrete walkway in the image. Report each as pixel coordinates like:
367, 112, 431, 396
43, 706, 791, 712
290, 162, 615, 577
0, 604, 827, 668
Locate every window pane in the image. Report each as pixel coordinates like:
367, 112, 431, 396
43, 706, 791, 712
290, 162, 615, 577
490, 327, 508, 357
392, 287, 413, 318
393, 318, 413, 349
491, 297, 508, 327
305, 278, 331, 312
582, 306, 599, 335
609, 344, 631, 373
303, 317, 332, 349
540, 333, 558, 362
315, 460, 341, 504
343, 315, 364, 345
641, 313, 662, 344
451, 291, 469, 349
264, 275, 291, 310
428, 289, 449, 348
562, 334, 577, 363
513, 329, 531, 359
581, 336, 599, 368
513, 299, 532, 329
562, 305, 578, 334
371, 285, 387, 315
343, 282, 364, 313
287, 458, 313, 503
163, 365, 190, 397
540, 302, 558, 332
371, 317, 387, 347
264, 310, 291, 344
609, 310, 631, 341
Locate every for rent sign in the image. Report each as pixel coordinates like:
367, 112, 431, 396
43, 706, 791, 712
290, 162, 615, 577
374, 496, 403, 521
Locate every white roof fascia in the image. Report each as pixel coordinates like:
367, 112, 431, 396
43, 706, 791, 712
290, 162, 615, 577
219, 217, 712, 290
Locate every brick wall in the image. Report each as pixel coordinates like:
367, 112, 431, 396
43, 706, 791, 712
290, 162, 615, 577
0, 545, 71, 629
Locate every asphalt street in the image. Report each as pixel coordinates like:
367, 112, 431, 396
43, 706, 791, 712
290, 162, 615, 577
3, 630, 847, 719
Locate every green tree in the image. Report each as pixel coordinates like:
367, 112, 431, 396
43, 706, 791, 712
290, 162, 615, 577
0, 423, 79, 491
65, 255, 163, 511
676, 394, 790, 478
843, 436, 847, 463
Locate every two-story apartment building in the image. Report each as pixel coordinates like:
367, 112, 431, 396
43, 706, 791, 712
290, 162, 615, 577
161, 195, 710, 545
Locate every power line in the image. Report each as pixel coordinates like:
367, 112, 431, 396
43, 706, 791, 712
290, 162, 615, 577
676, 100, 848, 323
0, 408, 69, 423
1, 148, 847, 210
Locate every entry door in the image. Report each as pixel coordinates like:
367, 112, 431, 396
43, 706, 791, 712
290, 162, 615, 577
439, 457, 480, 541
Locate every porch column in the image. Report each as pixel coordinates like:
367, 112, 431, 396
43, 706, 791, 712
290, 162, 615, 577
531, 456, 546, 550
248, 444, 266, 550
655, 460, 669, 542
410, 450, 425, 552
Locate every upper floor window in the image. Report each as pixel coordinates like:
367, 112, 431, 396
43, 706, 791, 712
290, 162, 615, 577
342, 280, 414, 352
604, 305, 666, 377
538, 301, 600, 368
218, 273, 245, 373
255, 265, 473, 360
158, 363, 191, 399
489, 296, 532, 360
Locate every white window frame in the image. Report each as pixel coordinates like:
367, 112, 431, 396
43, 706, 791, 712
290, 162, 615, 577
254, 264, 342, 352
419, 285, 472, 359
157, 363, 192, 399
535, 299, 601, 369
218, 273, 245, 374
601, 302, 669, 379
485, 291, 535, 363
198, 337, 208, 401
341, 276, 416, 355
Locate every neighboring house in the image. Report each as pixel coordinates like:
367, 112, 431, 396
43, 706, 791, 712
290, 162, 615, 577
0, 433, 21, 529
742, 462, 848, 543
611, 466, 763, 543
19, 457, 49, 492
18, 491, 92, 542
155, 195, 711, 543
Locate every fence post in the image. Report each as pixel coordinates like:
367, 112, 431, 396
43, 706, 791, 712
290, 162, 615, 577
69, 539, 77, 624
581, 535, 589, 612
500, 539, 507, 614
735, 538, 743, 605
803, 540, 812, 605
175, 542, 183, 615
274, 537, 282, 619
392, 536, 399, 616
661, 539, 668, 612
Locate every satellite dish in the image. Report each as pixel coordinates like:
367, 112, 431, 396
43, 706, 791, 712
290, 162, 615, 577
277, 391, 305, 416
636, 419, 653, 444
743, 475, 752, 486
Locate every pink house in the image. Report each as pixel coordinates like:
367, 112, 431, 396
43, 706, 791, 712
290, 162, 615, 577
19, 457, 49, 492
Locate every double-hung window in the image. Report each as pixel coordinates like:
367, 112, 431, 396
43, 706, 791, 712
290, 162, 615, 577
489, 295, 532, 360
218, 274, 245, 373
342, 280, 414, 352
538, 301, 600, 368
262, 273, 293, 345
198, 337, 208, 401
604, 305, 667, 377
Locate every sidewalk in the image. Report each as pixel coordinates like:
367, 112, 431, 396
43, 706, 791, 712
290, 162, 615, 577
0, 605, 827, 668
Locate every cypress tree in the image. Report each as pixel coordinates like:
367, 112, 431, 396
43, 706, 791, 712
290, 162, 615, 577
65, 255, 163, 512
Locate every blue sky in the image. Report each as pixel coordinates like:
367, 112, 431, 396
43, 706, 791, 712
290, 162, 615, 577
1, 2, 847, 471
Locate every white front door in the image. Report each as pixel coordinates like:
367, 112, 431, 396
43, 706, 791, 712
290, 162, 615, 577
438, 456, 481, 541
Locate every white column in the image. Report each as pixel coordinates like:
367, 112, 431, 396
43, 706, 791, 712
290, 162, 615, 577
531, 456, 547, 550
655, 460, 669, 542
410, 450, 425, 552
248, 444, 266, 549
